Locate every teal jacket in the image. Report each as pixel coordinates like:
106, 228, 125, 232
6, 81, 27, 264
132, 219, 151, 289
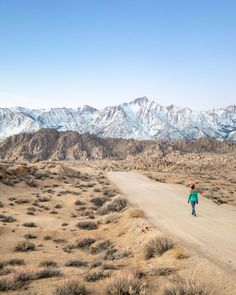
188, 189, 198, 203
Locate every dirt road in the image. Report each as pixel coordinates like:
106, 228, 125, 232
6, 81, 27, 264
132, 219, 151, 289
108, 171, 236, 275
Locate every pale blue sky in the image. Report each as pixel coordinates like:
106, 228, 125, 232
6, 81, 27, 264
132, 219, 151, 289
0, 0, 235, 109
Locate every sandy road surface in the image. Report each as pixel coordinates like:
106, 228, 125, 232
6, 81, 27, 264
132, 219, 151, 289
108, 172, 236, 275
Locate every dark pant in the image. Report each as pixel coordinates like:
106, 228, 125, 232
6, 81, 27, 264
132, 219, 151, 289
190, 201, 196, 216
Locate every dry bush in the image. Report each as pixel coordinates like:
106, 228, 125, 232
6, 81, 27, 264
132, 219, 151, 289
0, 215, 16, 223
38, 196, 50, 202
39, 260, 58, 268
162, 279, 209, 295
52, 280, 87, 295
24, 233, 37, 239
76, 237, 96, 248
90, 196, 107, 207
77, 220, 98, 230
94, 188, 102, 192
65, 260, 88, 267
98, 198, 127, 215
15, 198, 30, 204
144, 236, 174, 259
90, 239, 112, 254
75, 199, 85, 206
2, 258, 25, 266
55, 204, 63, 209
22, 222, 37, 227
0, 201, 3, 207
85, 270, 109, 282
44, 235, 52, 240
105, 269, 148, 295
15, 241, 36, 252
35, 268, 62, 279
105, 249, 131, 260
129, 208, 145, 218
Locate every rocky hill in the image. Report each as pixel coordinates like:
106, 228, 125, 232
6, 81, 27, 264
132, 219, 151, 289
0, 97, 236, 141
0, 128, 235, 162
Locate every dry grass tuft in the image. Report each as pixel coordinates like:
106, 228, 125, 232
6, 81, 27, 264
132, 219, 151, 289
76, 220, 98, 230
144, 236, 174, 259
52, 280, 87, 295
15, 241, 36, 252
76, 237, 96, 248
105, 269, 148, 295
39, 260, 58, 268
162, 279, 209, 295
98, 198, 127, 215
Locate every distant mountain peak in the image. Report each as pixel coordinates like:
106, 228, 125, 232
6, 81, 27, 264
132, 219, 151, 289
0, 97, 236, 141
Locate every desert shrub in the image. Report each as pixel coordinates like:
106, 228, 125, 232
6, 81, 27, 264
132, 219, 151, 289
89, 260, 103, 268
0, 215, 16, 223
98, 198, 127, 215
85, 270, 109, 282
55, 204, 63, 209
35, 268, 62, 279
62, 223, 69, 227
105, 270, 148, 295
76, 237, 96, 248
24, 233, 37, 239
40, 260, 58, 268
94, 188, 102, 192
75, 200, 85, 206
15, 198, 30, 204
129, 208, 145, 218
15, 241, 36, 252
53, 239, 67, 244
52, 280, 87, 295
38, 197, 50, 202
5, 258, 25, 266
50, 210, 58, 214
76, 220, 98, 230
90, 240, 112, 254
65, 260, 88, 267
144, 236, 174, 259
105, 249, 131, 260
27, 210, 35, 215
162, 279, 209, 295
90, 196, 107, 207
0, 201, 3, 207
44, 235, 52, 240
22, 222, 37, 227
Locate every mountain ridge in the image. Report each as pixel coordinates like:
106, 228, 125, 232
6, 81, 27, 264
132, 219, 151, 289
1, 97, 236, 141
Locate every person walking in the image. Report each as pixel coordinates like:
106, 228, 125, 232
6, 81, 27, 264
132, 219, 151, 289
188, 184, 198, 216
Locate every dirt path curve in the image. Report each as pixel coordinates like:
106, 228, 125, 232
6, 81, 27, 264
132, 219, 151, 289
107, 171, 236, 275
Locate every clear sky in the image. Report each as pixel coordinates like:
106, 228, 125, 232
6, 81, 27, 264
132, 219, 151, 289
0, 0, 235, 110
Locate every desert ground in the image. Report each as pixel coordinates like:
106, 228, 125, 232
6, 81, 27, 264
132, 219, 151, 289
0, 160, 236, 294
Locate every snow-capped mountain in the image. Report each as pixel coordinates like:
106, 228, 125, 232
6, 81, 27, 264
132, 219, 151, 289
0, 97, 236, 141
